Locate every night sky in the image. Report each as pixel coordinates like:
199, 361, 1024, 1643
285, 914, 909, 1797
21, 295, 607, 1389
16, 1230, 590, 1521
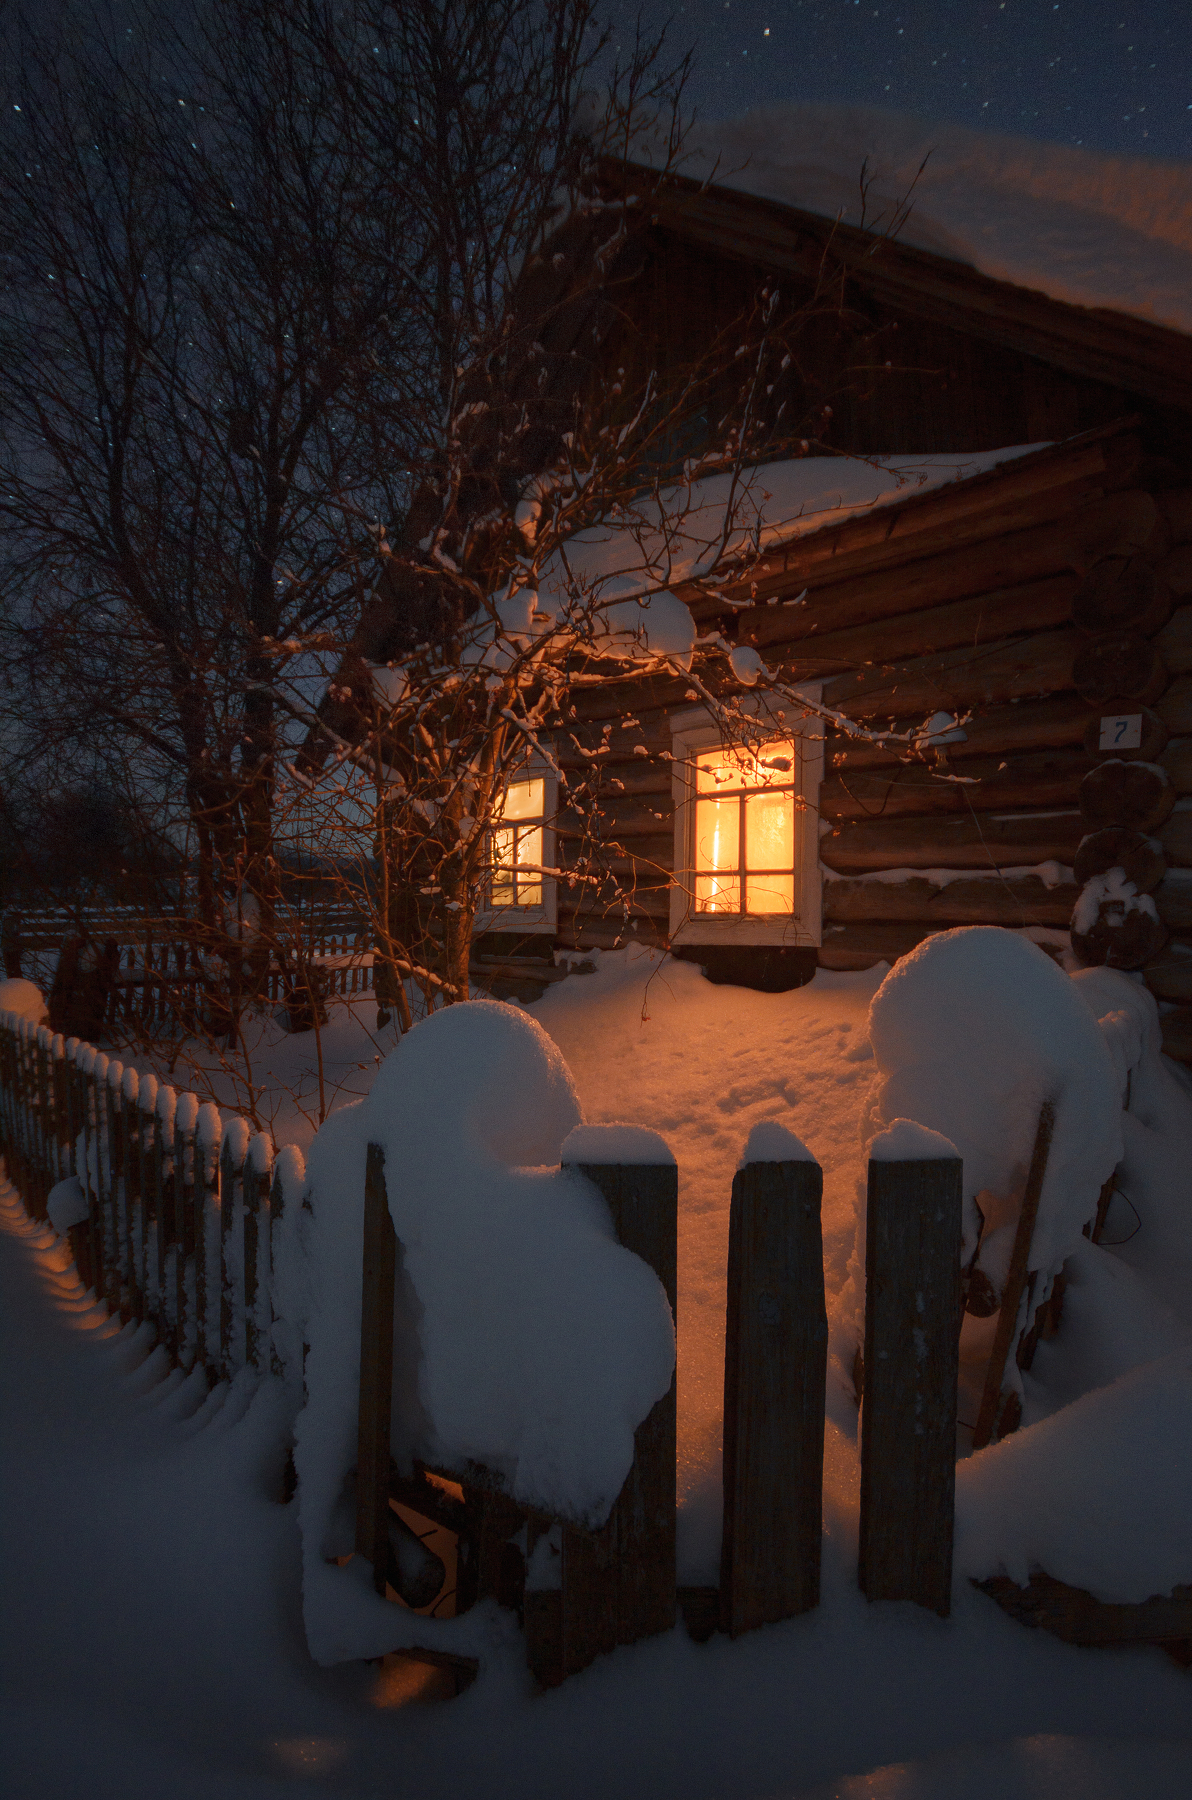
625, 0, 1192, 160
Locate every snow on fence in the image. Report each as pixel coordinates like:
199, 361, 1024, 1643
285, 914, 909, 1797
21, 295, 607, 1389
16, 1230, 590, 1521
350, 1116, 970, 1688
0, 1010, 303, 1387
2, 910, 375, 1037
5, 997, 1188, 1690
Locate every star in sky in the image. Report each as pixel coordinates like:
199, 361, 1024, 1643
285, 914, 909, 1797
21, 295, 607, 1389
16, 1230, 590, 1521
620, 0, 1190, 160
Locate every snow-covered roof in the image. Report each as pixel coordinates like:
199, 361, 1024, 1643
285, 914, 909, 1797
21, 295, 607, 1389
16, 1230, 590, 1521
677, 105, 1192, 337
537, 443, 1046, 614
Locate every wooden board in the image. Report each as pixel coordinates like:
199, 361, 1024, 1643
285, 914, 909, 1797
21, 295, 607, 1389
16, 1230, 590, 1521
821, 628, 1078, 722
977, 1572, 1192, 1648
720, 1158, 827, 1636
742, 494, 1157, 653
355, 1143, 397, 1596
1158, 677, 1192, 736
820, 810, 1085, 875
1160, 809, 1192, 869
826, 693, 1095, 774
822, 873, 1079, 927
819, 922, 939, 970
752, 575, 1078, 680
635, 166, 1192, 407
858, 1155, 963, 1617
558, 1159, 678, 1676
820, 749, 1095, 822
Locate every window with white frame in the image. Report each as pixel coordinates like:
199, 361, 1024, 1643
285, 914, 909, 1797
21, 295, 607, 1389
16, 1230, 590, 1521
669, 695, 822, 946
478, 767, 558, 932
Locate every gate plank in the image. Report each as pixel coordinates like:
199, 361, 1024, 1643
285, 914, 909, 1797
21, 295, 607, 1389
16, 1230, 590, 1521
859, 1152, 963, 1616
721, 1154, 827, 1635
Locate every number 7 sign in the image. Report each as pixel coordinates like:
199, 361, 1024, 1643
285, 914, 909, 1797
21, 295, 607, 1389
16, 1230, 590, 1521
1099, 714, 1143, 751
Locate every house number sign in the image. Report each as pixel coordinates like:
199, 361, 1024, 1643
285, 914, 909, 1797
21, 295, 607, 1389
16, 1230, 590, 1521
1098, 714, 1143, 752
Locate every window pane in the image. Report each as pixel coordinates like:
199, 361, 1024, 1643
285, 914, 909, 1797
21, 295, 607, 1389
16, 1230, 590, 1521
754, 740, 796, 784
490, 871, 517, 908
695, 872, 741, 913
696, 739, 795, 794
516, 825, 543, 907
694, 796, 740, 875
745, 788, 794, 871
745, 872, 795, 915
498, 777, 545, 822
696, 750, 746, 795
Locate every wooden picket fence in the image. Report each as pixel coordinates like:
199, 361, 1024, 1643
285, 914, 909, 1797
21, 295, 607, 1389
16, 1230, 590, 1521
3, 908, 374, 1037
0, 1009, 301, 1386
352, 1139, 974, 1690
5, 1007, 1187, 1687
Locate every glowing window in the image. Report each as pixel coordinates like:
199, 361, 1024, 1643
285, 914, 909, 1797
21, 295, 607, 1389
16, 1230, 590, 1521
693, 741, 796, 917
489, 777, 545, 911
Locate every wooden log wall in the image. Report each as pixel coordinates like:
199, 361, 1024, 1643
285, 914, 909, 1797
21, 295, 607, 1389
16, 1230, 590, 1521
550, 426, 1192, 1058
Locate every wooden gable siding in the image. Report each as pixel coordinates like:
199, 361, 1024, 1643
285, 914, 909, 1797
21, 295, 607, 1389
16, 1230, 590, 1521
609, 226, 1141, 460
548, 426, 1192, 1009
600, 162, 1192, 426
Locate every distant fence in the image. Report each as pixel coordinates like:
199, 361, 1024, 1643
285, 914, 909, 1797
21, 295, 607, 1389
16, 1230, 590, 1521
3, 909, 375, 1037
0, 1009, 303, 1388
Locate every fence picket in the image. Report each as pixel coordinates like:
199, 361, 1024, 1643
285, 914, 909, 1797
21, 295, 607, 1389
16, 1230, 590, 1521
720, 1152, 827, 1636
858, 1152, 963, 1618
558, 1145, 678, 1679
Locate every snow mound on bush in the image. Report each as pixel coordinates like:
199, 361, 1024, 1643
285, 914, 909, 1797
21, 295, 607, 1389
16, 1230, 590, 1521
866, 928, 1121, 1273
0, 979, 47, 1026
280, 999, 676, 1665
957, 1349, 1192, 1603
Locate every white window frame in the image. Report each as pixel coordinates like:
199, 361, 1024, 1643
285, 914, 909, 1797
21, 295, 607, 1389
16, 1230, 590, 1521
473, 761, 558, 935
668, 687, 823, 947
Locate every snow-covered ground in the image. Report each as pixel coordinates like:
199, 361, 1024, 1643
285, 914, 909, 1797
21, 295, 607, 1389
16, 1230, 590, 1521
3, 948, 1192, 1798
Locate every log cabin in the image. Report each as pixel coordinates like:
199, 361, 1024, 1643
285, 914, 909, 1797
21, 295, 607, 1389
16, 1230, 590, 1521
466, 163, 1192, 1062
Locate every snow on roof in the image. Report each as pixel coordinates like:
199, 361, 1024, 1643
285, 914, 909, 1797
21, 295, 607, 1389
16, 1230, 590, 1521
538, 442, 1046, 615
678, 104, 1192, 335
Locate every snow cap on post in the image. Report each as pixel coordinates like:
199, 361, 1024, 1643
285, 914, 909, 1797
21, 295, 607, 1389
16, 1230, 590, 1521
247, 1130, 274, 1176
174, 1091, 199, 1135
156, 1085, 176, 1136
273, 1143, 305, 1193
121, 1064, 139, 1103
137, 1070, 158, 1114
869, 1119, 960, 1162
560, 1122, 675, 1166
196, 1103, 222, 1151
739, 1119, 815, 1168
222, 1116, 250, 1165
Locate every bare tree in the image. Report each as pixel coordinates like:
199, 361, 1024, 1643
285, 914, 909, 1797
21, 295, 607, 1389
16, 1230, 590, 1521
0, 0, 425, 1015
